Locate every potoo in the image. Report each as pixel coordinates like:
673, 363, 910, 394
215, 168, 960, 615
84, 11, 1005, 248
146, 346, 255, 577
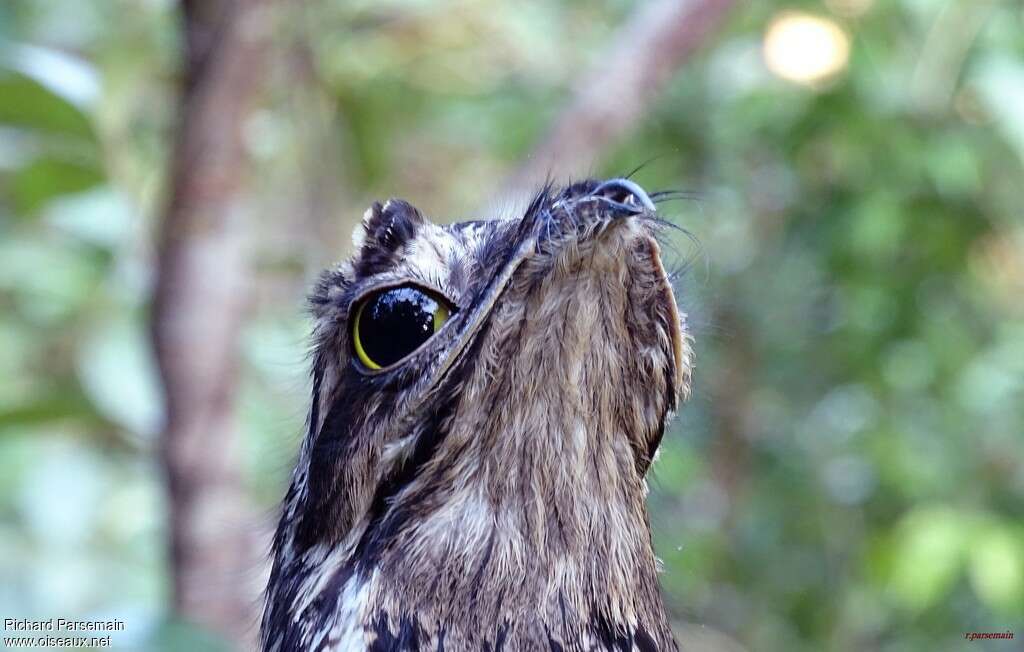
263, 179, 693, 651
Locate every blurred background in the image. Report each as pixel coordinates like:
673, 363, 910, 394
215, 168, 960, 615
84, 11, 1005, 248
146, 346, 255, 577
1, 0, 1022, 650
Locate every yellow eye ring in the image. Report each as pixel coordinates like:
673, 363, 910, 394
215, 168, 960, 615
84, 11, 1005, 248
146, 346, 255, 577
432, 302, 451, 333
351, 285, 453, 371
352, 301, 381, 370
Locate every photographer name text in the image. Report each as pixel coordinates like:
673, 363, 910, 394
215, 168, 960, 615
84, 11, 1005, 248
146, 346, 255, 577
4, 618, 125, 632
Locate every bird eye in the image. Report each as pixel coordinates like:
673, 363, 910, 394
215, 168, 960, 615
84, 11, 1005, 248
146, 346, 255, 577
352, 285, 453, 370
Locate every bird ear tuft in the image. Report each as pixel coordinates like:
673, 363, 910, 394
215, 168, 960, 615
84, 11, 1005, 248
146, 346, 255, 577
356, 199, 424, 255
351, 199, 426, 278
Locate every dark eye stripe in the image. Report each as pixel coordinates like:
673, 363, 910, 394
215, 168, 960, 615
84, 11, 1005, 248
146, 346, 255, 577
352, 286, 452, 370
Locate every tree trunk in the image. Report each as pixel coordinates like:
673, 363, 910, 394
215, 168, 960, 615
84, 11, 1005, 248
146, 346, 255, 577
151, 0, 272, 646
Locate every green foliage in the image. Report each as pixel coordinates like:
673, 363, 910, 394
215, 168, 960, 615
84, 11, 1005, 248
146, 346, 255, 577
1, 0, 1022, 650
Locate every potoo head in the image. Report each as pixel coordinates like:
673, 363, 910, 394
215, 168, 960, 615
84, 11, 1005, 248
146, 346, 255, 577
265, 178, 693, 650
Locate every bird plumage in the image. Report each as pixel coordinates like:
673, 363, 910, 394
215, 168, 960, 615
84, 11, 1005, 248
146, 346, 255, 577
262, 179, 693, 651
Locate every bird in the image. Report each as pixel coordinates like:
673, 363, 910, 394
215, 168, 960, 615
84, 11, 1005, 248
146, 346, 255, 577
261, 178, 694, 651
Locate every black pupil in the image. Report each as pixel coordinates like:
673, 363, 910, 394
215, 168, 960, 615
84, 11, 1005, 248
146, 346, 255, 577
358, 287, 441, 368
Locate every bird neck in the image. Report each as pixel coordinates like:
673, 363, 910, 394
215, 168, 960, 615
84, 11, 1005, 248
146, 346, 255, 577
334, 418, 675, 650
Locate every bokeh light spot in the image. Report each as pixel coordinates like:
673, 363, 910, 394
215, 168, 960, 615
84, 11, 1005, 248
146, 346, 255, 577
763, 12, 851, 85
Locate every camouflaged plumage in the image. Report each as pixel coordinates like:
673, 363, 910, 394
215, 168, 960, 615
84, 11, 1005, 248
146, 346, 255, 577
262, 179, 693, 651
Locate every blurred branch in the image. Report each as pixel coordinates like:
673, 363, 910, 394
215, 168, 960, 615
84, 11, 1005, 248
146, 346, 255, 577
707, 299, 752, 529
504, 0, 734, 194
151, 0, 273, 646
910, 0, 995, 114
